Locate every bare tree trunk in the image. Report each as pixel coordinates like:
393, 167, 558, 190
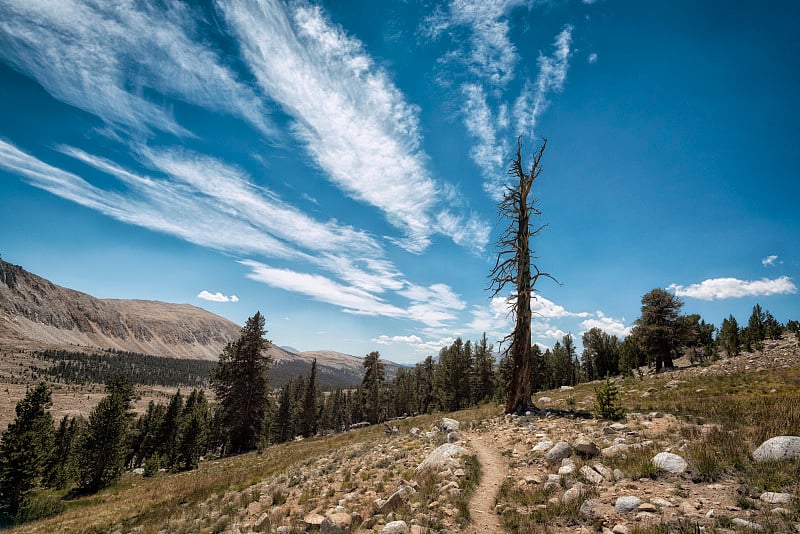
490, 137, 554, 415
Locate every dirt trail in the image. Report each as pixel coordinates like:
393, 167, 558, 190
464, 432, 508, 533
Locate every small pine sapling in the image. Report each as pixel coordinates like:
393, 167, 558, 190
594, 375, 624, 421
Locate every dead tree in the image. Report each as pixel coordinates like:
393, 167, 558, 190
489, 137, 555, 415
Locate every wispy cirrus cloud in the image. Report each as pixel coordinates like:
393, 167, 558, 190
423, 1, 574, 199
761, 255, 779, 267
669, 276, 797, 301
240, 260, 466, 328
220, 0, 488, 253
0, 0, 273, 137
513, 25, 573, 137
423, 0, 527, 87
197, 291, 239, 303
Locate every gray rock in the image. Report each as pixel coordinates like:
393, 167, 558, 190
440, 417, 460, 432
615, 496, 642, 513
543, 474, 562, 491
276, 527, 292, 534
574, 435, 601, 457
651, 497, 674, 507
651, 452, 688, 474
415, 443, 466, 476
580, 465, 605, 485
321, 513, 352, 534
447, 431, 462, 443
532, 439, 554, 452
253, 513, 269, 532
731, 518, 763, 531
612, 525, 629, 534
546, 441, 573, 463
558, 464, 575, 475
612, 468, 625, 481
579, 498, 601, 520
538, 396, 552, 403
753, 436, 800, 462
380, 485, 416, 513
381, 520, 410, 534
593, 463, 614, 481
563, 482, 585, 504
602, 443, 630, 457
760, 492, 794, 505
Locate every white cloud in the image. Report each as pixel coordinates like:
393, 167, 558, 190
241, 260, 407, 319
531, 295, 591, 319
514, 25, 573, 136
761, 255, 778, 267
220, 0, 488, 253
373, 335, 423, 345
0, 0, 273, 137
197, 290, 238, 303
580, 311, 632, 337
669, 276, 797, 301
588, 52, 598, 63
423, 0, 527, 87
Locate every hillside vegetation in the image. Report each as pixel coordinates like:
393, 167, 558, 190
6, 334, 799, 533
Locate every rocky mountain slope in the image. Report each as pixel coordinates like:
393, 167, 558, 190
0, 258, 396, 387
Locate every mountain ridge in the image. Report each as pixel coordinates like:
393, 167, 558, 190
0, 258, 400, 386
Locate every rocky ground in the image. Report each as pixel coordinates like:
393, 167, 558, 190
168, 336, 800, 534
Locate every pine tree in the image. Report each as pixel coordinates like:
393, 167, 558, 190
175, 390, 210, 470
635, 289, 683, 371
158, 390, 183, 465
77, 375, 133, 493
211, 312, 273, 454
361, 351, 385, 424
0, 383, 55, 523
43, 415, 81, 489
301, 360, 319, 438
273, 380, 294, 443
719, 315, 741, 357
470, 333, 495, 404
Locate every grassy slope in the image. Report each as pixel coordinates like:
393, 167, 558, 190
12, 344, 800, 533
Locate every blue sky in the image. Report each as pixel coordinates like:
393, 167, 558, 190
1, 0, 798, 365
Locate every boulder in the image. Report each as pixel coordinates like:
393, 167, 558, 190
538, 396, 552, 403
379, 486, 416, 513
415, 444, 467, 476
574, 435, 601, 457
440, 418, 460, 432
381, 520, 410, 533
304, 513, 326, 527
614, 496, 642, 513
532, 439, 554, 452
321, 513, 352, 534
731, 518, 763, 531
579, 498, 602, 520
563, 482, 585, 505
447, 431, 462, 443
752, 436, 800, 462
546, 441, 573, 463
580, 465, 605, 485
760, 492, 794, 505
651, 452, 688, 474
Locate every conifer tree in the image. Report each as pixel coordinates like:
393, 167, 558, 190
0, 383, 55, 523
273, 380, 294, 443
175, 389, 210, 470
470, 334, 495, 404
719, 315, 741, 357
635, 289, 683, 371
360, 351, 385, 424
158, 390, 183, 465
211, 312, 273, 454
77, 375, 134, 493
43, 415, 80, 489
301, 360, 319, 438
